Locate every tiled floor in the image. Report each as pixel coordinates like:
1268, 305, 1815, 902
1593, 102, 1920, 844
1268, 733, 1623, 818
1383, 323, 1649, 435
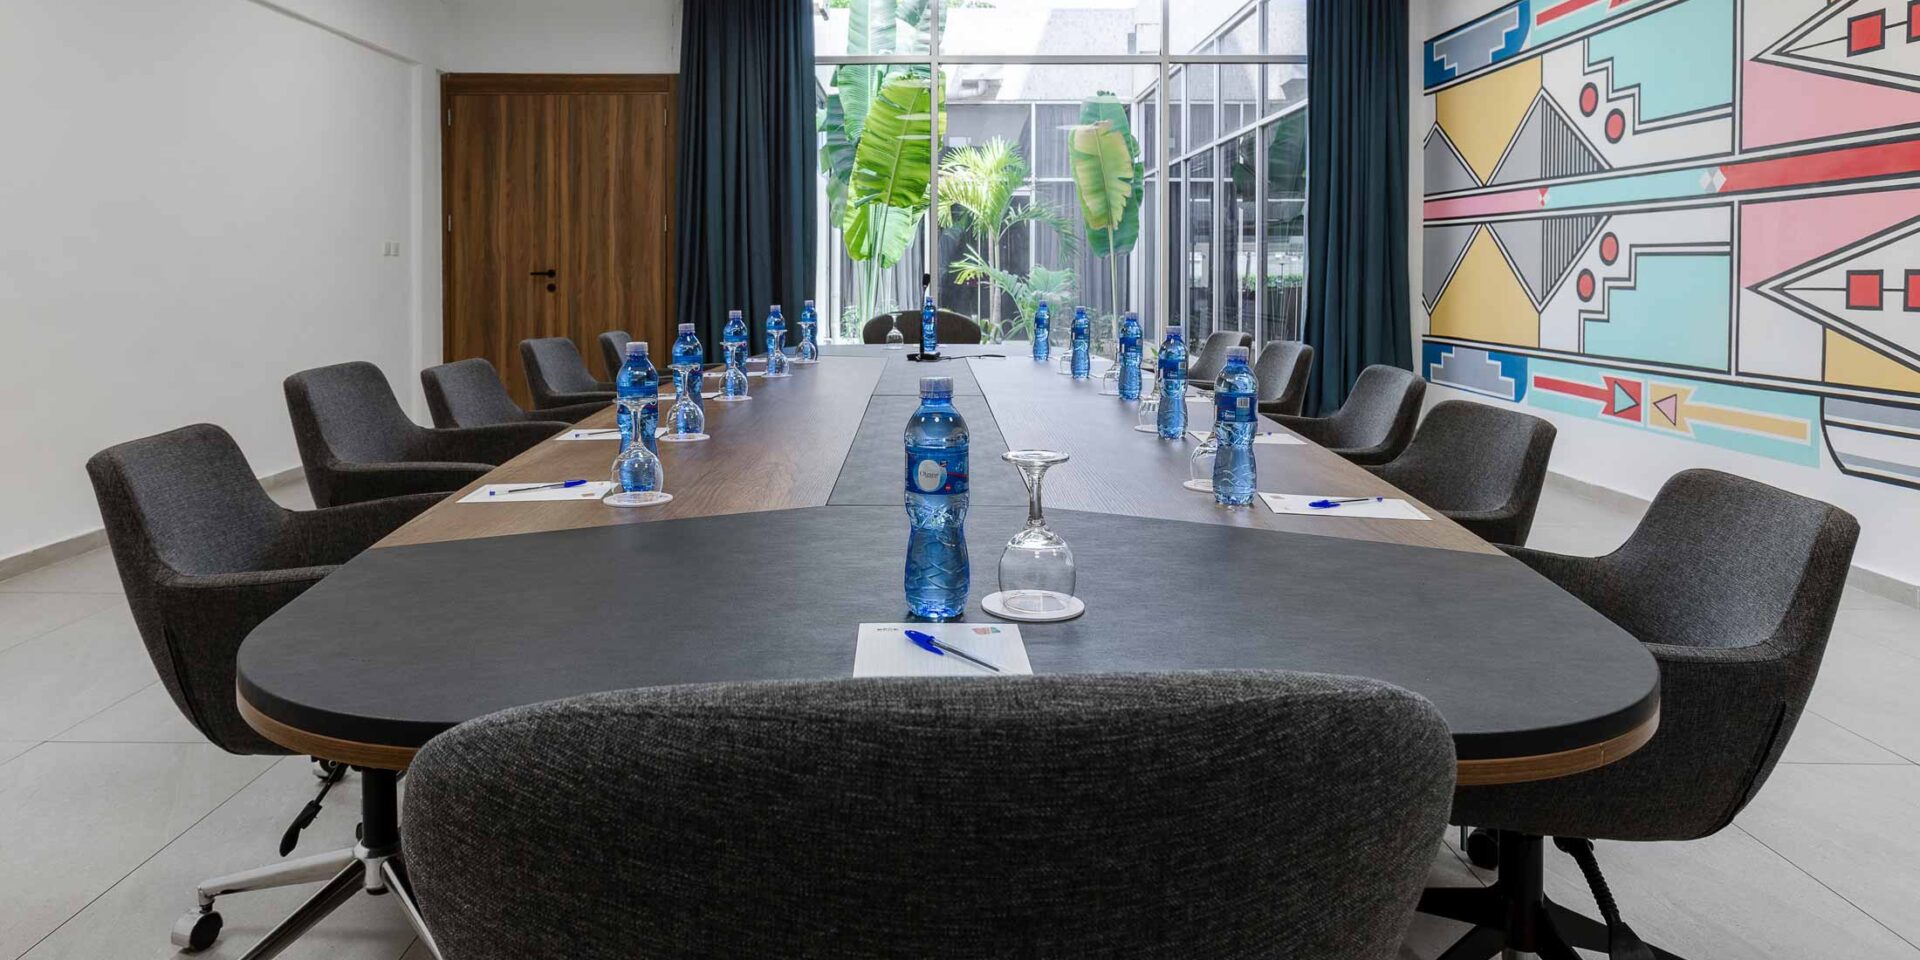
0, 477, 1914, 958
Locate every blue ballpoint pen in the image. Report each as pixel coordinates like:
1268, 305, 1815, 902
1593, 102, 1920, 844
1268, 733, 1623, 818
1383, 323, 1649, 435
905, 629, 1002, 673
491, 479, 588, 496
1308, 496, 1384, 510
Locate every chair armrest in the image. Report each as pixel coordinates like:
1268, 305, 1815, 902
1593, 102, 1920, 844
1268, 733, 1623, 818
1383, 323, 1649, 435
279, 492, 448, 565
535, 400, 609, 424
533, 390, 616, 410
421, 422, 565, 465
325, 461, 491, 506
153, 566, 337, 644
1268, 414, 1329, 445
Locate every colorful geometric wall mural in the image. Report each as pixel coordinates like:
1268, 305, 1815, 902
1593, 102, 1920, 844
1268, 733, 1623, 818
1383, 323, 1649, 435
1422, 0, 1920, 490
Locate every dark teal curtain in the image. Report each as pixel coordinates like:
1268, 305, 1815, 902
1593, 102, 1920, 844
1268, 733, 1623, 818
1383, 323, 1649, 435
1303, 0, 1411, 415
675, 0, 817, 361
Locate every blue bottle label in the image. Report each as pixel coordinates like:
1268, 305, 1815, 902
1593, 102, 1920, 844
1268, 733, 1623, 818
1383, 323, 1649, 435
1216, 393, 1255, 424
906, 449, 969, 496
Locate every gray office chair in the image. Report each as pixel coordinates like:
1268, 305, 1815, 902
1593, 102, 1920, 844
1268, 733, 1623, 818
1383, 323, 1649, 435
403, 672, 1457, 960
421, 358, 601, 429
1255, 340, 1314, 417
520, 337, 615, 409
1270, 364, 1426, 466
598, 330, 632, 383
286, 361, 561, 508
1186, 330, 1254, 389
1365, 400, 1557, 547
85, 423, 443, 952
861, 309, 983, 345
1427, 470, 1859, 960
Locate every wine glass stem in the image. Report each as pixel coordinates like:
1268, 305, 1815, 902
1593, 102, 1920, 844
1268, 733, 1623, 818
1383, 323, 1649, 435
1025, 467, 1047, 528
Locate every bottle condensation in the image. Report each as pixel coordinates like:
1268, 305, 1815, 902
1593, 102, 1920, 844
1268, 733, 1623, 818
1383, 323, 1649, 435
1032, 300, 1051, 362
920, 295, 938, 356
1118, 312, 1143, 400
722, 309, 750, 399
765, 304, 789, 377
1070, 306, 1091, 379
1211, 346, 1258, 506
797, 300, 820, 363
671, 323, 704, 429
904, 376, 970, 620
615, 341, 659, 453
1157, 325, 1187, 438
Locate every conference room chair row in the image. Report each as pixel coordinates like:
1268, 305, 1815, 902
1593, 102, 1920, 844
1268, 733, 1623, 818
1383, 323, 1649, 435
77, 344, 1857, 959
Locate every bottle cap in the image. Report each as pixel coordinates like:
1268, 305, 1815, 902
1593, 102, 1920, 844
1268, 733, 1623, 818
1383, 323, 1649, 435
771, 304, 782, 312
626, 341, 649, 356
804, 299, 815, 307
1224, 345, 1250, 361
919, 376, 954, 396
678, 323, 695, 334
728, 309, 743, 319
1125, 311, 1139, 321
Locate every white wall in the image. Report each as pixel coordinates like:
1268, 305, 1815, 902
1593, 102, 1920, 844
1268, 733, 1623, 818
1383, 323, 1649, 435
0, 0, 446, 562
443, 0, 681, 74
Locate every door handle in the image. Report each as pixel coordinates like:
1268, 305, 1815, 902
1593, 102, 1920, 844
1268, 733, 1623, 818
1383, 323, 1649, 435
530, 269, 557, 278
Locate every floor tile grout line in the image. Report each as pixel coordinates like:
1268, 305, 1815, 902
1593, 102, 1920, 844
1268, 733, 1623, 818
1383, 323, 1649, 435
1807, 708, 1920, 765
0, 740, 46, 773
1732, 823, 1920, 955
41, 681, 156, 743
13, 753, 281, 960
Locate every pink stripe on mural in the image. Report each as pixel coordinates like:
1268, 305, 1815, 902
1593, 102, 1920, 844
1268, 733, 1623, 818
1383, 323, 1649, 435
1738, 186, 1920, 286
1424, 188, 1545, 221
1742, 62, 1920, 152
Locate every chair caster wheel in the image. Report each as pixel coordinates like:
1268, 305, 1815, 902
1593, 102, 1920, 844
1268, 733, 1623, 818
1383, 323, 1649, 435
171, 909, 222, 951
1464, 828, 1500, 870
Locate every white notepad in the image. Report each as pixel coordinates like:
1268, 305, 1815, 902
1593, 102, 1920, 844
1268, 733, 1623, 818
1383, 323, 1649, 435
458, 482, 614, 503
1187, 430, 1306, 445
853, 623, 1033, 677
557, 429, 621, 441
1259, 493, 1430, 520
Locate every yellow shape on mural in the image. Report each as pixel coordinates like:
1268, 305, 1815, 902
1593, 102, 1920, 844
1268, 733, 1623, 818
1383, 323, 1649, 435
1825, 330, 1920, 394
1649, 383, 1810, 442
1429, 228, 1540, 347
1435, 57, 1542, 184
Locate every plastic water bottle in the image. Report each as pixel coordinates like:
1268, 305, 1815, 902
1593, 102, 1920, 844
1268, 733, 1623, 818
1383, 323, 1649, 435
904, 376, 969, 620
765, 305, 790, 378
1118, 312, 1143, 400
1212, 346, 1257, 506
721, 309, 750, 401
615, 341, 659, 453
797, 300, 820, 364
920, 295, 938, 356
1032, 300, 1051, 362
1157, 325, 1187, 439
1070, 306, 1091, 380
671, 323, 704, 428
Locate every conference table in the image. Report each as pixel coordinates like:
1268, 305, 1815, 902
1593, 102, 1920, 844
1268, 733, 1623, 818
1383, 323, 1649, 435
237, 344, 1661, 788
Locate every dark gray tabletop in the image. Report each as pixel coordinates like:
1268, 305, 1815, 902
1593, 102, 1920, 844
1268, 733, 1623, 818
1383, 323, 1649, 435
238, 505, 1659, 762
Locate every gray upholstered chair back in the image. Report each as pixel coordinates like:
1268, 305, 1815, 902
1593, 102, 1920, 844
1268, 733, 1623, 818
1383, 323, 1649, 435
520, 337, 610, 404
861, 309, 983, 345
404, 672, 1456, 960
421, 359, 528, 429
1187, 330, 1254, 385
598, 330, 633, 382
1369, 400, 1556, 546
85, 424, 439, 754
284, 361, 421, 466
1455, 470, 1859, 841
1324, 365, 1426, 461
1255, 340, 1314, 416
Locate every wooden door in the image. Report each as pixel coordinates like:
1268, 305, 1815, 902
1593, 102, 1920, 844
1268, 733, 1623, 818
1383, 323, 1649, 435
443, 75, 677, 407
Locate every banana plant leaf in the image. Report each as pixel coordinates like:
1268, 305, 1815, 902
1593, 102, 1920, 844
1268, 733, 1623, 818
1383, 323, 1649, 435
820, 93, 856, 226
1067, 92, 1143, 259
844, 72, 943, 269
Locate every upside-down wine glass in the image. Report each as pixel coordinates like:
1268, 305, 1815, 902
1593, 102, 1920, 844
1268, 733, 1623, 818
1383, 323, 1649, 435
989, 449, 1081, 620
604, 398, 671, 507
660, 381, 708, 443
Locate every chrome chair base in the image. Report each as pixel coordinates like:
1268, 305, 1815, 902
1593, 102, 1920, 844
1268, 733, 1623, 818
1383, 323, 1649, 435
171, 770, 441, 960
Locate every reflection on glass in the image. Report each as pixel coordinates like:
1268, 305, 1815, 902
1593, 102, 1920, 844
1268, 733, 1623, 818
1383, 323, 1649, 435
1222, 131, 1258, 336
1187, 63, 1217, 147
1185, 150, 1215, 344
1263, 109, 1308, 342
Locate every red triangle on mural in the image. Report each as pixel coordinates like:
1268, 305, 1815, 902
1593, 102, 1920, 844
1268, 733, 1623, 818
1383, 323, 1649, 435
1742, 62, 1920, 151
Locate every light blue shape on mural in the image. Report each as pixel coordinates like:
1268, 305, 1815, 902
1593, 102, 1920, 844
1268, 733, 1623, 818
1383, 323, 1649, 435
1545, 167, 1718, 209
1527, 358, 1819, 466
1423, 342, 1530, 402
1582, 0, 1733, 121
1582, 254, 1730, 370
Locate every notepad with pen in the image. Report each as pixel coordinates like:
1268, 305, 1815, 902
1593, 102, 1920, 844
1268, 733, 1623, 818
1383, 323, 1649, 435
852, 623, 1033, 677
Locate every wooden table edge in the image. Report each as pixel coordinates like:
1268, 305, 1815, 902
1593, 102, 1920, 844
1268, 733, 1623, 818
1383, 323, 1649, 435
242, 685, 1661, 785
